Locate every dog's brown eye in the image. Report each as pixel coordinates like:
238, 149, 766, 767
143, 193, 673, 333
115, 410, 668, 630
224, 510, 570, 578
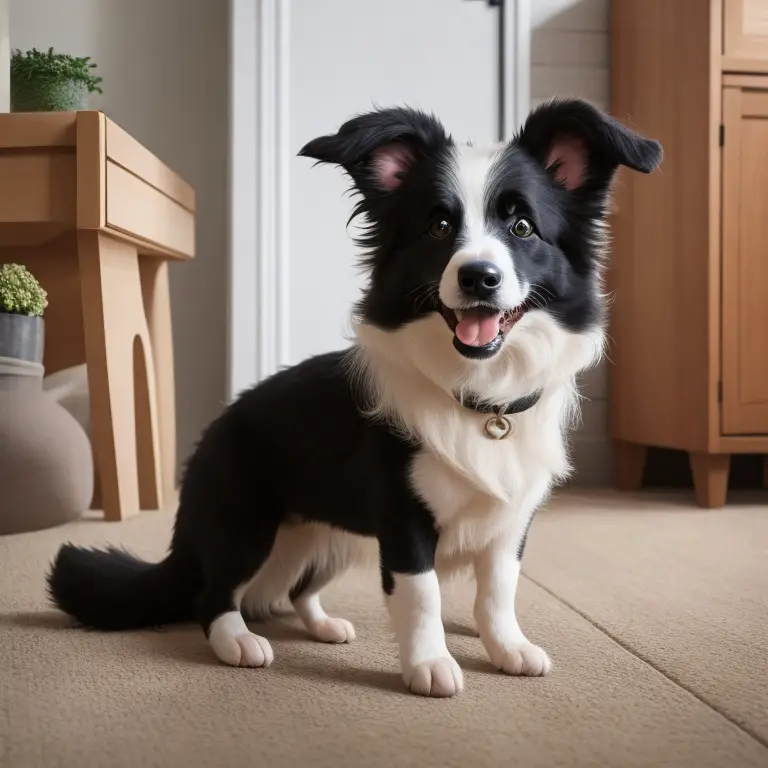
428, 216, 453, 240
510, 217, 534, 239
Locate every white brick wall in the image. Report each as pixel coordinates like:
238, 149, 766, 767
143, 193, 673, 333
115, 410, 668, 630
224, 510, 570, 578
531, 0, 609, 112
529, 0, 611, 485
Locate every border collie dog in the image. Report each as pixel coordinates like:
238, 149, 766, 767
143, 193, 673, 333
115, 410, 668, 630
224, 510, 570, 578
48, 99, 661, 698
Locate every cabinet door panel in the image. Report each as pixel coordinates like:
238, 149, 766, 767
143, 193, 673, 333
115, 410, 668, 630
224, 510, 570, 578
723, 0, 768, 71
721, 85, 768, 434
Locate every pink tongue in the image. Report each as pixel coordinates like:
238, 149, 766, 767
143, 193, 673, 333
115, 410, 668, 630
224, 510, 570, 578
455, 312, 502, 347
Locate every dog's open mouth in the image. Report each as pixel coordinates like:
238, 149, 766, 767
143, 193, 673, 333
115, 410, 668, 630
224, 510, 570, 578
440, 303, 527, 359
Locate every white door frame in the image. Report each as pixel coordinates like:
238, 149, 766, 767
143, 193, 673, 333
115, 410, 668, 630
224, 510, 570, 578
501, 0, 532, 141
227, 0, 531, 401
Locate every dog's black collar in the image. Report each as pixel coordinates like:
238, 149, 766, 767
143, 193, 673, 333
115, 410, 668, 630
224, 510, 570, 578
455, 389, 543, 416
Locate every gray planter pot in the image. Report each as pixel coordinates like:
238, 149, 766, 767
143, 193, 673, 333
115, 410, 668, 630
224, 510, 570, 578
0, 356, 94, 535
11, 78, 89, 112
0, 313, 44, 363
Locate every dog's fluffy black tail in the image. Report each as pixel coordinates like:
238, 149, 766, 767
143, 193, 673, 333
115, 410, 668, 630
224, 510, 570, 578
47, 543, 200, 630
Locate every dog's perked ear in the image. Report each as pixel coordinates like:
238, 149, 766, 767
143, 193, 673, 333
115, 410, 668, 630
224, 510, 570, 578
515, 98, 663, 193
298, 106, 451, 196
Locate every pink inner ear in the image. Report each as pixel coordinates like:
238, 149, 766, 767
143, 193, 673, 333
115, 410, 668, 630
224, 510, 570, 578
372, 143, 414, 190
546, 135, 588, 191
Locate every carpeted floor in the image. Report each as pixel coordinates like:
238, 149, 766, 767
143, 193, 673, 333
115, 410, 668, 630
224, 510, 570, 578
1, 489, 767, 768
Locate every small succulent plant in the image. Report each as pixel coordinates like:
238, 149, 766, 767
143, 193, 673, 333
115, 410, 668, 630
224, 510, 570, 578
0, 264, 48, 317
11, 48, 103, 93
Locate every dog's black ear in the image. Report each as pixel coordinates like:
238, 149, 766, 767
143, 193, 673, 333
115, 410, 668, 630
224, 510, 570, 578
516, 98, 662, 192
299, 106, 451, 196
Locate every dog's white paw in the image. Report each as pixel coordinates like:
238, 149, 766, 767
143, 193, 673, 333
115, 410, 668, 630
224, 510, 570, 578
404, 656, 464, 698
235, 633, 274, 667
311, 617, 356, 644
209, 613, 274, 668
215, 632, 274, 668
491, 642, 551, 676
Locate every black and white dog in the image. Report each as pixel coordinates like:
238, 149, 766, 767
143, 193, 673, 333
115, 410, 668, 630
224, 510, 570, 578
48, 99, 661, 698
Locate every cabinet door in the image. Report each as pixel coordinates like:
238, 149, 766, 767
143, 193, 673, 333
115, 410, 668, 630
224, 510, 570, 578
721, 86, 768, 434
723, 0, 768, 70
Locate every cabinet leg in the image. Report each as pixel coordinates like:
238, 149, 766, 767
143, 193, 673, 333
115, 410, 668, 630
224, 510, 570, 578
689, 453, 731, 509
615, 441, 648, 491
763, 456, 768, 490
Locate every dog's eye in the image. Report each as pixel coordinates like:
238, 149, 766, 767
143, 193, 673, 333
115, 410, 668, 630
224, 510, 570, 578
428, 216, 453, 240
510, 217, 534, 239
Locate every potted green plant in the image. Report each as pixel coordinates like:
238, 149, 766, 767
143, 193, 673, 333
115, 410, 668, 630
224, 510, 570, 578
10, 47, 103, 113
0, 263, 48, 362
0, 263, 94, 535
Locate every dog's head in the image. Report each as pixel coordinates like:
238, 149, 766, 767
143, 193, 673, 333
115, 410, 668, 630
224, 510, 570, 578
300, 99, 661, 393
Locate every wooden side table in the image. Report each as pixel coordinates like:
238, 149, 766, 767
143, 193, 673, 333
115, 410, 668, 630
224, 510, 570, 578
0, 111, 195, 521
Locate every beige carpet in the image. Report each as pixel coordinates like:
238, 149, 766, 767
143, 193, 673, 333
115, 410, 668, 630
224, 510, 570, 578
1, 490, 767, 768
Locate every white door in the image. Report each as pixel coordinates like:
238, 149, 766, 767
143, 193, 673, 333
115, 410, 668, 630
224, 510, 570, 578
229, 0, 530, 396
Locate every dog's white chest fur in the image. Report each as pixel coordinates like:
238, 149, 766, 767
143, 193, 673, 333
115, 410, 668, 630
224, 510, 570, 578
409, 403, 566, 572
352, 312, 604, 574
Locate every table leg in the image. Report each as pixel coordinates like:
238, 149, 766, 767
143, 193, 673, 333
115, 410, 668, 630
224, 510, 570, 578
139, 258, 178, 502
78, 231, 162, 520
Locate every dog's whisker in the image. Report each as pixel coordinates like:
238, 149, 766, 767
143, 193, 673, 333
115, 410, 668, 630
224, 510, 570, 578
407, 279, 439, 298
526, 284, 551, 311
411, 281, 441, 313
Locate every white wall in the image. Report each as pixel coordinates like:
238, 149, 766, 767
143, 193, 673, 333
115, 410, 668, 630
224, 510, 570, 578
287, 0, 499, 368
10, 0, 230, 476
529, 0, 611, 485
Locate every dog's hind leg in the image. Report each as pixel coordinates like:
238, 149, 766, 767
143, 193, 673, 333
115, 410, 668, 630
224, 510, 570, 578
241, 522, 366, 643
287, 525, 371, 643
290, 563, 356, 643
197, 517, 281, 669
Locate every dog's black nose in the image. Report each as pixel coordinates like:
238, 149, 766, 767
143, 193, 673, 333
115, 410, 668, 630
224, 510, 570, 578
457, 261, 503, 299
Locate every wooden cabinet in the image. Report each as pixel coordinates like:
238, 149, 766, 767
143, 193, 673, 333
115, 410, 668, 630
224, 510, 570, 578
610, 0, 768, 507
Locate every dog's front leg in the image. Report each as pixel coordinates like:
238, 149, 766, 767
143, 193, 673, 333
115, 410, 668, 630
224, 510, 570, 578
473, 537, 552, 676
378, 520, 463, 698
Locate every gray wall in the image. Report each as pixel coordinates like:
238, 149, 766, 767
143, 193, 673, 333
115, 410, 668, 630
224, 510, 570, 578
10, 0, 230, 473
10, 0, 612, 486
0, 0, 8, 111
